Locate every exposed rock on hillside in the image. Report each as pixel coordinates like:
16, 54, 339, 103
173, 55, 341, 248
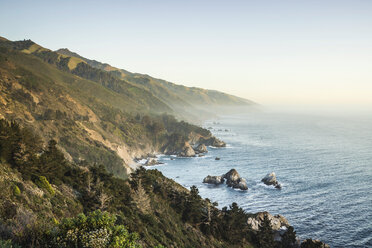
144, 158, 162, 166
199, 136, 226, 147
194, 143, 208, 153
247, 211, 290, 231
178, 143, 196, 157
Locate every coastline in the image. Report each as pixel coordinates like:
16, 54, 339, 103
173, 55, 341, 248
141, 115, 334, 247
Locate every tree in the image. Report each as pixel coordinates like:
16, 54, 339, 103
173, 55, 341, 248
131, 180, 151, 214
37, 139, 67, 184
280, 226, 297, 248
182, 186, 203, 223
257, 214, 275, 248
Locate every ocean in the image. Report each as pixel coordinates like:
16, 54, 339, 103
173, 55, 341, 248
148, 112, 372, 247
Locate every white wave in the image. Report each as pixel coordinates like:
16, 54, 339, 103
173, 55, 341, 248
137, 159, 147, 164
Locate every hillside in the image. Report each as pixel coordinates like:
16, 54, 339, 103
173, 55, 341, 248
0, 37, 225, 179
56, 48, 255, 118
0, 120, 324, 248
0, 36, 328, 248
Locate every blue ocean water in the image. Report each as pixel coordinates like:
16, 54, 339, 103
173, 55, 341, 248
149, 112, 372, 248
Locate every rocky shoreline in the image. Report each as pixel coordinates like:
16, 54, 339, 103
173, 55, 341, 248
136, 134, 225, 165
139, 133, 329, 248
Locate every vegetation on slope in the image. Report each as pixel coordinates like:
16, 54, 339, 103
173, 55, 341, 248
0, 40, 224, 179
0, 36, 327, 248
56, 47, 255, 119
0, 120, 300, 248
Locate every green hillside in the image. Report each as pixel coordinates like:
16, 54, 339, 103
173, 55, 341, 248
56, 48, 255, 118
0, 38, 225, 180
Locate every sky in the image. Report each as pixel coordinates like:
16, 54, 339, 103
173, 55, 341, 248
0, 0, 371, 109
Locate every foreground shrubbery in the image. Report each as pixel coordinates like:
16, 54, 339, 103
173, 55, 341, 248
52, 210, 140, 248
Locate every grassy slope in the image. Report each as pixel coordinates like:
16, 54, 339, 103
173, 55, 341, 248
0, 41, 224, 180
2, 38, 173, 115
55, 48, 255, 120
0, 48, 134, 178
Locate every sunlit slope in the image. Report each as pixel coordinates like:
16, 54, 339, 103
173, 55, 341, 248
1, 38, 173, 115
56, 48, 255, 112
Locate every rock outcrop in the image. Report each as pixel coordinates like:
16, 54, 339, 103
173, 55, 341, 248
144, 158, 162, 166
261, 172, 281, 189
222, 169, 248, 190
194, 144, 208, 154
301, 239, 330, 248
203, 175, 224, 185
164, 141, 197, 157
203, 169, 247, 190
199, 136, 226, 147
247, 211, 290, 231
178, 143, 196, 157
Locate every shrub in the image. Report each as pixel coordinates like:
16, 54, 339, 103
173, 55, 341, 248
35, 176, 55, 196
53, 210, 140, 248
0, 239, 21, 248
12, 184, 21, 196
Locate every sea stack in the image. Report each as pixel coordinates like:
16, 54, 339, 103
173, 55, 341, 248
261, 172, 281, 189
222, 169, 248, 190
203, 175, 225, 185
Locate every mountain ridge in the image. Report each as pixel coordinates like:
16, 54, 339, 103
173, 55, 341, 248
55, 47, 255, 114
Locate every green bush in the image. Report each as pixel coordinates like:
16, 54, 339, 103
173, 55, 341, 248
53, 210, 140, 248
12, 184, 21, 196
0, 239, 21, 248
35, 176, 55, 196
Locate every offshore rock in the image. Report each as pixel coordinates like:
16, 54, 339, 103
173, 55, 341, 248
222, 169, 248, 190
301, 239, 330, 248
235, 178, 248, 190
203, 175, 224, 185
247, 211, 290, 231
223, 169, 241, 183
261, 172, 281, 189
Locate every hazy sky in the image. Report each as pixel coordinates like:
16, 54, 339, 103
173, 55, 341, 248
1, 0, 371, 108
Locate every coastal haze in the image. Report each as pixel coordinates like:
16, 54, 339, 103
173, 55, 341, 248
1, 0, 372, 110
